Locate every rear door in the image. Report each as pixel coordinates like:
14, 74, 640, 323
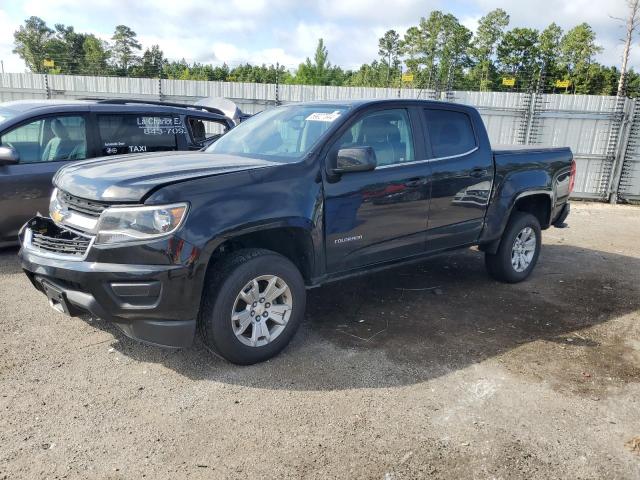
0, 114, 89, 244
422, 106, 493, 251
323, 106, 431, 272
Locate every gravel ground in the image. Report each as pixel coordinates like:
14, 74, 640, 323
1, 202, 639, 479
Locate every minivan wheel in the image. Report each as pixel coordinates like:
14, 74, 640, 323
485, 212, 541, 283
199, 248, 306, 365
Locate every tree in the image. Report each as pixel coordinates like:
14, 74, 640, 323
497, 28, 540, 79
46, 24, 87, 74
137, 45, 165, 77
612, 0, 640, 96
13, 16, 53, 73
437, 14, 472, 90
471, 8, 510, 90
294, 39, 346, 85
81, 35, 111, 75
400, 26, 425, 76
559, 23, 603, 93
398, 12, 471, 90
378, 29, 401, 85
539, 23, 563, 76
111, 25, 141, 74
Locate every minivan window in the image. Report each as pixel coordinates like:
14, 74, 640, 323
98, 114, 181, 155
0, 116, 87, 163
206, 105, 348, 162
188, 117, 226, 146
423, 109, 476, 158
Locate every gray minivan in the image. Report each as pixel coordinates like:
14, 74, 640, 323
0, 99, 235, 246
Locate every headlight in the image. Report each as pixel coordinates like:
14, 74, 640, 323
49, 188, 62, 223
95, 203, 188, 245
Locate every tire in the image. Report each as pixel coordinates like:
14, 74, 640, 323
485, 212, 541, 283
199, 248, 306, 365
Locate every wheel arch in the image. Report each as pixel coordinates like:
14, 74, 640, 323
202, 220, 317, 286
480, 190, 551, 254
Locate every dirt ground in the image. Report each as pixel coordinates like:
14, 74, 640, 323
1, 202, 639, 479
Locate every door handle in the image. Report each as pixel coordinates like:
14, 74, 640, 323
469, 168, 488, 178
405, 177, 424, 187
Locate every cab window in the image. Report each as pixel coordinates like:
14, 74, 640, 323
333, 109, 415, 167
423, 109, 477, 158
0, 116, 87, 163
98, 114, 181, 155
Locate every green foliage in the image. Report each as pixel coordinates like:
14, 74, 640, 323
13, 16, 53, 73
378, 29, 401, 86
9, 12, 632, 97
470, 8, 510, 90
292, 39, 349, 85
559, 23, 603, 93
80, 35, 111, 76
398, 11, 471, 90
496, 27, 540, 91
111, 25, 142, 74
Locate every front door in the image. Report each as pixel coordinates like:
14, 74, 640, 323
323, 107, 431, 273
0, 114, 89, 244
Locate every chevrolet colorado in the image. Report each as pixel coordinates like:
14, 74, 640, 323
19, 99, 573, 364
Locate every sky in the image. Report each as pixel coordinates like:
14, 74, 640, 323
0, 0, 635, 73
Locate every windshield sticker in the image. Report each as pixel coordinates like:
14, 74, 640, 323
305, 110, 342, 122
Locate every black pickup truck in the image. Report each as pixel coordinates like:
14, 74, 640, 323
19, 99, 573, 364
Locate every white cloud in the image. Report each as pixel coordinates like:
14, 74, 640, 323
0, 11, 25, 72
0, 0, 638, 74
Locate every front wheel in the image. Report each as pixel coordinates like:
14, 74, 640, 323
199, 249, 306, 365
485, 212, 541, 283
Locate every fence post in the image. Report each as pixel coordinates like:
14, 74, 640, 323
44, 73, 51, 99
275, 62, 280, 106
158, 77, 162, 101
609, 98, 635, 204
601, 94, 627, 200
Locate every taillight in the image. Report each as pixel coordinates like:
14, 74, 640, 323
569, 159, 576, 194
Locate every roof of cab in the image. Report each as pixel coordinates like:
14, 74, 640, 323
288, 98, 466, 108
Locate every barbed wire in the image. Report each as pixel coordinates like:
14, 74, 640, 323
1, 53, 627, 96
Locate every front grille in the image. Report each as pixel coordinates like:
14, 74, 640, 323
59, 191, 109, 218
31, 229, 91, 257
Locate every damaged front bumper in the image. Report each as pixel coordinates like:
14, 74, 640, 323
19, 217, 202, 348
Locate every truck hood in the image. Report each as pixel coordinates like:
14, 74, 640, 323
54, 151, 280, 202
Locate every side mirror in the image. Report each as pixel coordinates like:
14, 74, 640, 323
333, 147, 377, 174
0, 145, 19, 166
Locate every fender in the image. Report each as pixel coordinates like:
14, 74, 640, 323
479, 166, 555, 251
188, 216, 320, 295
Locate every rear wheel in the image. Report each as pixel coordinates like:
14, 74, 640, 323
199, 249, 306, 365
485, 212, 541, 283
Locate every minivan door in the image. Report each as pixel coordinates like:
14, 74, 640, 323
323, 107, 431, 273
0, 114, 89, 245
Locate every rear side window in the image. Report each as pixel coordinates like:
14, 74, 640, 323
187, 117, 227, 146
98, 115, 181, 155
423, 109, 476, 158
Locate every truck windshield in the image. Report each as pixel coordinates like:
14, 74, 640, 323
206, 104, 348, 161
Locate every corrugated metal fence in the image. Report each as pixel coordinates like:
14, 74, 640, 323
1, 72, 639, 202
